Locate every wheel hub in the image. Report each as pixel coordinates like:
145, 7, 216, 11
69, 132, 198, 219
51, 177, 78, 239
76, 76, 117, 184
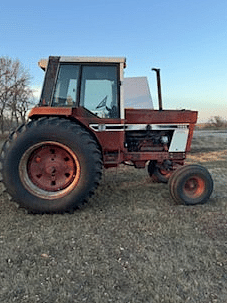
27, 144, 77, 192
184, 176, 205, 198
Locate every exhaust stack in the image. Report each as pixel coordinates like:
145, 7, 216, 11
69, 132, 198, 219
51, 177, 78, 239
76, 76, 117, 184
152, 68, 163, 111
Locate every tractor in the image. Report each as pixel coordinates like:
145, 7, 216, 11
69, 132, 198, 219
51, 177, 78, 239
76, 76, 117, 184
0, 56, 213, 213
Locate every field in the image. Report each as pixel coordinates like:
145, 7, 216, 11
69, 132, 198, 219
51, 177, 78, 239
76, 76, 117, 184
0, 130, 227, 303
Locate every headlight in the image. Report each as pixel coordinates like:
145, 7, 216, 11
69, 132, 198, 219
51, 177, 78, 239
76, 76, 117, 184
161, 136, 169, 144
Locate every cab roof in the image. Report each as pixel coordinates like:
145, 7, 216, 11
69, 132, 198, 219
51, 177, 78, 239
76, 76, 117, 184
38, 56, 126, 71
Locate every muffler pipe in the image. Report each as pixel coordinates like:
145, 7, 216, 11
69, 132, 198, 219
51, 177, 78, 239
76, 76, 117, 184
152, 68, 163, 111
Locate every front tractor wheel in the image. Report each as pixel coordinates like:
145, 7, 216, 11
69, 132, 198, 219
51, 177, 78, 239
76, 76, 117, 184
168, 165, 213, 205
148, 160, 172, 183
0, 117, 102, 213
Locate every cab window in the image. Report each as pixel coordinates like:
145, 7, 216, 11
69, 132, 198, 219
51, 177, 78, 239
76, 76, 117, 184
52, 65, 80, 107
80, 65, 119, 118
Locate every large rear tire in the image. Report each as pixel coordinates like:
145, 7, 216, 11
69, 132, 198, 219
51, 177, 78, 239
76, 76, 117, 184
168, 164, 213, 205
0, 117, 102, 213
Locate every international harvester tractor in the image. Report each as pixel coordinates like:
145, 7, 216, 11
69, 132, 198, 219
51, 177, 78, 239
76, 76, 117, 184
0, 56, 213, 213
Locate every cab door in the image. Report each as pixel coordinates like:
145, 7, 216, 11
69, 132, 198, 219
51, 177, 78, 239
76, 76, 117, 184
80, 65, 119, 119
79, 64, 125, 154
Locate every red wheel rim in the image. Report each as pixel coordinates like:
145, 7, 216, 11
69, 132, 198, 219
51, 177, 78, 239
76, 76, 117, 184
183, 176, 205, 198
19, 142, 81, 199
27, 144, 76, 191
159, 169, 172, 179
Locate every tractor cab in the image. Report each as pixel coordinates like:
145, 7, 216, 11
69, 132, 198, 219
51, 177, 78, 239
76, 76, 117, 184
38, 56, 153, 117
38, 56, 126, 119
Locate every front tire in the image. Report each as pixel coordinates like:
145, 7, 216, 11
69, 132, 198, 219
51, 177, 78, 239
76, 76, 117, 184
168, 164, 213, 205
0, 117, 102, 213
148, 160, 172, 183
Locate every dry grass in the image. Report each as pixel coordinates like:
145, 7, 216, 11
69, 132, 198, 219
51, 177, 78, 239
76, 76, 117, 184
0, 131, 227, 302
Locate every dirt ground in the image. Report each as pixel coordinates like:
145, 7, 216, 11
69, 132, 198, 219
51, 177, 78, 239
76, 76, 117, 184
0, 130, 227, 303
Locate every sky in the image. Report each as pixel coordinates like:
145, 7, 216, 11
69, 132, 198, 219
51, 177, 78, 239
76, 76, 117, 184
1, 0, 227, 122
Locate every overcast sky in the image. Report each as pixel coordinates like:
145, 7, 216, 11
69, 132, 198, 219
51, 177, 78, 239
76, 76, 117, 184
1, 0, 227, 121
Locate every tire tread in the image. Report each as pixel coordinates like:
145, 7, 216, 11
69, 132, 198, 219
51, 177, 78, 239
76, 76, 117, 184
0, 117, 103, 213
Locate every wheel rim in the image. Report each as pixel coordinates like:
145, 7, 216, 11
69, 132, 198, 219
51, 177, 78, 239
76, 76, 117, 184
152, 167, 172, 183
19, 142, 81, 200
183, 176, 205, 199
159, 168, 172, 179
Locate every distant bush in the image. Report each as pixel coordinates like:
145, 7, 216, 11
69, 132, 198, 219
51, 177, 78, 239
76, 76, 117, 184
204, 116, 227, 129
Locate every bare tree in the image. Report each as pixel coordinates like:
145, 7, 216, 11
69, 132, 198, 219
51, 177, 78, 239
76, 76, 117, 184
0, 57, 12, 133
16, 87, 34, 124
0, 57, 33, 133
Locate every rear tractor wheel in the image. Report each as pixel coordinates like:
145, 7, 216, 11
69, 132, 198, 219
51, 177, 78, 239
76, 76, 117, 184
168, 164, 213, 205
0, 117, 103, 213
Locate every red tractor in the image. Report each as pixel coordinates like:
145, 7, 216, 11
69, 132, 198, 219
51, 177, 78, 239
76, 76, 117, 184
0, 56, 213, 213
